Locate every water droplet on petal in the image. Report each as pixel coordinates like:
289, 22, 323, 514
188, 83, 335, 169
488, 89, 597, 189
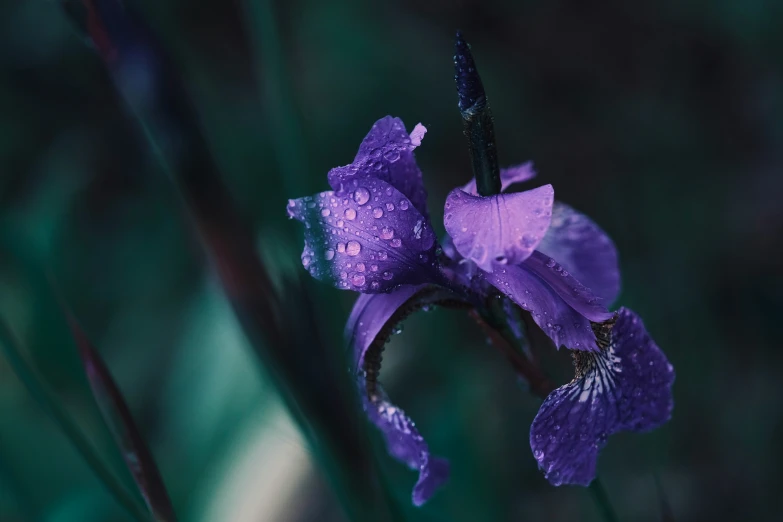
522, 234, 537, 248
370, 281, 380, 290
356, 262, 365, 272
351, 273, 366, 286
370, 264, 378, 272
534, 449, 544, 461
320, 208, 330, 217
399, 199, 409, 210
346, 241, 361, 256
344, 208, 357, 220
337, 243, 346, 253
302, 256, 311, 267
545, 257, 556, 268
385, 202, 395, 211
413, 219, 423, 239
373, 207, 384, 218
353, 187, 370, 205
382, 271, 393, 280
391, 238, 402, 248
383, 149, 400, 162
380, 227, 394, 240
324, 249, 335, 260
378, 251, 388, 261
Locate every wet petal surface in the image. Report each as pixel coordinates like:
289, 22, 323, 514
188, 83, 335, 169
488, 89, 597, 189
529, 308, 675, 486
461, 161, 537, 195
288, 178, 438, 293
328, 116, 429, 216
444, 185, 554, 272
537, 203, 620, 303
362, 388, 450, 506
483, 264, 598, 351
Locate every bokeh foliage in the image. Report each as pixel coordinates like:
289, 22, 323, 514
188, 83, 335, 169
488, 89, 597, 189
1, 0, 782, 520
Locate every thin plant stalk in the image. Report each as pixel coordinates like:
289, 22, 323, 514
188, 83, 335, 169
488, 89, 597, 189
0, 318, 151, 522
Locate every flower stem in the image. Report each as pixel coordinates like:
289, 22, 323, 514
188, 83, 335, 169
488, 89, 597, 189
454, 32, 501, 196
589, 477, 621, 522
469, 305, 554, 398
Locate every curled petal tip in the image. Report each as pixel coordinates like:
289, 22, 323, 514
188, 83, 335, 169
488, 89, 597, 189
410, 123, 427, 147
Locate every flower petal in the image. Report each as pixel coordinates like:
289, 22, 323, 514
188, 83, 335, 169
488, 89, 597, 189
483, 264, 599, 351
287, 179, 438, 293
362, 389, 450, 506
522, 251, 613, 323
537, 203, 620, 303
529, 308, 675, 486
328, 116, 429, 216
348, 286, 457, 505
461, 161, 537, 195
348, 285, 424, 366
444, 185, 554, 273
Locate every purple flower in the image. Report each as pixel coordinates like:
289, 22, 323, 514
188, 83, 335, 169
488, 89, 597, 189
287, 116, 674, 505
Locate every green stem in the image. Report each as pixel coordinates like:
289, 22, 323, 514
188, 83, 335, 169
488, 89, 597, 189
463, 108, 501, 196
0, 319, 151, 521
589, 477, 621, 522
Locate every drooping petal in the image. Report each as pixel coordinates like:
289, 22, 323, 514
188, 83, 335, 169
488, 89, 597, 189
461, 161, 537, 195
362, 387, 450, 506
348, 285, 424, 365
483, 264, 599, 351
444, 185, 554, 273
328, 116, 429, 216
522, 251, 613, 323
529, 308, 675, 486
287, 178, 438, 293
537, 202, 620, 303
348, 286, 461, 505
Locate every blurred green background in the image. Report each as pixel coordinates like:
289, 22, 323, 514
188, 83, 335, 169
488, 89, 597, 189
1, 0, 782, 520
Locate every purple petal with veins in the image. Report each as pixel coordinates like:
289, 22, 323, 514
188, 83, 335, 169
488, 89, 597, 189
530, 308, 675, 486
537, 202, 620, 303
483, 264, 598, 351
444, 185, 554, 273
287, 178, 438, 293
347, 287, 450, 505
328, 116, 429, 216
522, 251, 612, 323
461, 161, 537, 195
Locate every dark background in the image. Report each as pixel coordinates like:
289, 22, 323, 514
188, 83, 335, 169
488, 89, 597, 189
1, 0, 781, 520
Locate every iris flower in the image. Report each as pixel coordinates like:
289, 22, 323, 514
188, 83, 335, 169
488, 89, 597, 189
287, 36, 674, 507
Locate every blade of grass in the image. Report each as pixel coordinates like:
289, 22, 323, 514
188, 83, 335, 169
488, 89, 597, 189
60, 302, 177, 522
0, 317, 151, 522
